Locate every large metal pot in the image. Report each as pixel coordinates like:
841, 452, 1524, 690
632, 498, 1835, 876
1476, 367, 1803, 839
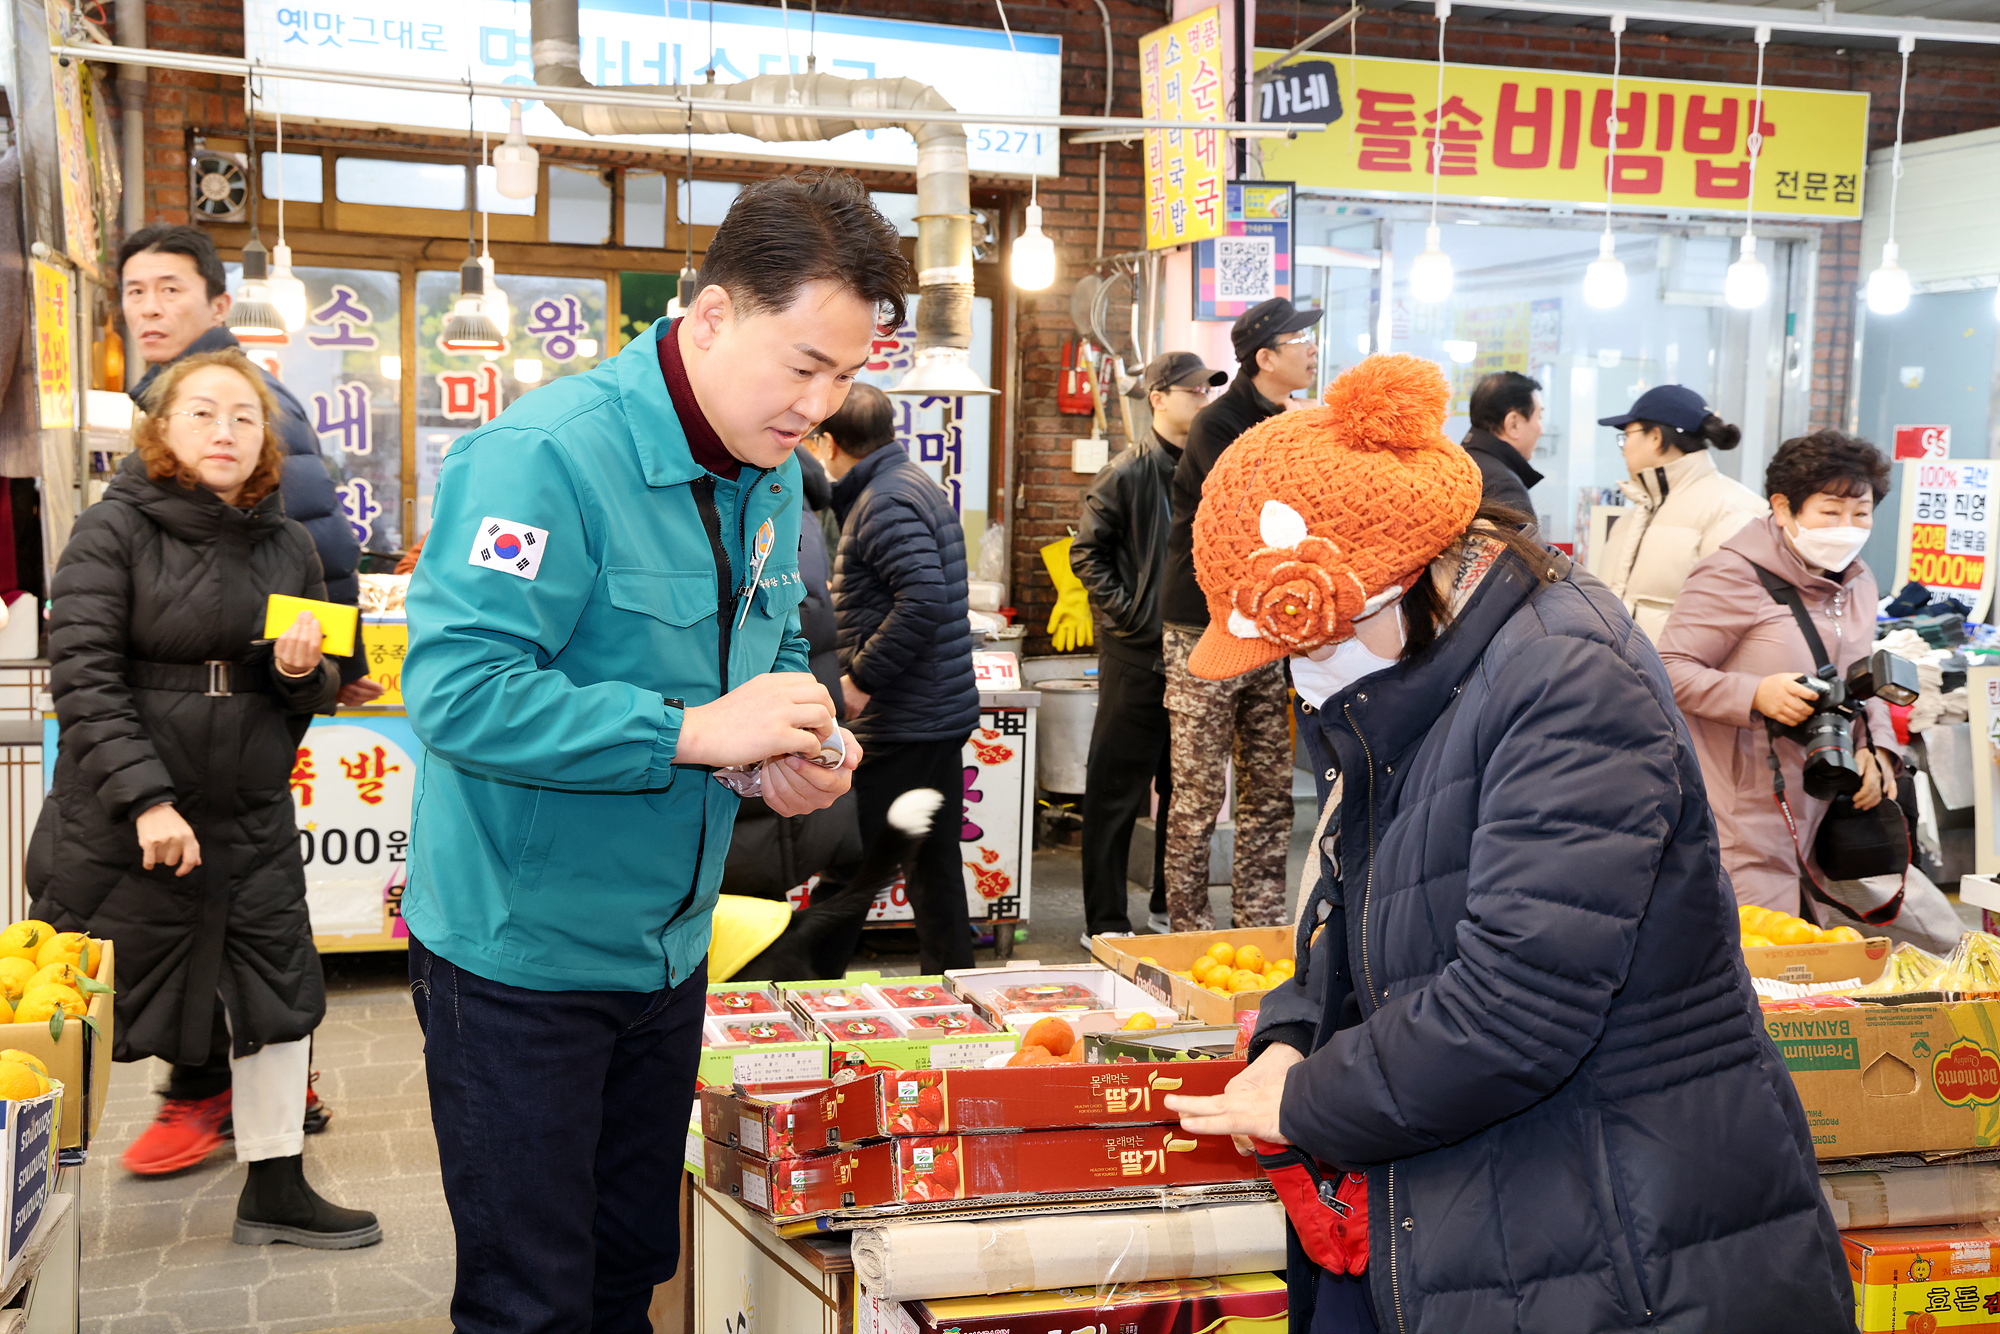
1022, 655, 1099, 795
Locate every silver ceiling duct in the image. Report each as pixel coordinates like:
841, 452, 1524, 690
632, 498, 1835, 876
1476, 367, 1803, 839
530, 0, 992, 396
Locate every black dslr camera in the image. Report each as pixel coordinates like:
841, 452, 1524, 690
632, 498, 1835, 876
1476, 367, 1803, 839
1767, 649, 1920, 800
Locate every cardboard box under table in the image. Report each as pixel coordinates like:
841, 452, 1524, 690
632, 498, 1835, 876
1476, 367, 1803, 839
1843, 1222, 2000, 1333
1771, 999, 2000, 1158
862, 1271, 1289, 1334
0, 1083, 60, 1290
1091, 928, 1294, 1026
0, 938, 113, 1151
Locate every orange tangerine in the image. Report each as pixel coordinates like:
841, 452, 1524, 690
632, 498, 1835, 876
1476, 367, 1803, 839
1205, 942, 1236, 969
1739, 933, 1775, 949
1234, 945, 1266, 974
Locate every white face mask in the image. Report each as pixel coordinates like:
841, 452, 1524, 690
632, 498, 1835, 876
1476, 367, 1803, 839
1787, 522, 1870, 574
1291, 601, 1406, 709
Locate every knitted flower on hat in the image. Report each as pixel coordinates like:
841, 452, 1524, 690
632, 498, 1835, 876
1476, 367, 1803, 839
1187, 354, 1484, 681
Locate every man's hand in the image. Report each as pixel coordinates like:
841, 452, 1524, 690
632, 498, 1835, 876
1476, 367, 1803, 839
1165, 1042, 1303, 1154
674, 673, 837, 768
841, 674, 871, 719
1752, 673, 1820, 727
136, 802, 202, 877
1855, 746, 1899, 811
763, 727, 862, 817
338, 678, 388, 707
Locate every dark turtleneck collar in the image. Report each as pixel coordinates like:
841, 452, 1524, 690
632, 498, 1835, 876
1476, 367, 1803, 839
658, 318, 740, 481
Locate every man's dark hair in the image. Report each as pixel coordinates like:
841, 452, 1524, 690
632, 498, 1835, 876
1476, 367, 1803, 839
118, 224, 227, 301
1468, 371, 1541, 434
816, 382, 896, 459
1765, 429, 1891, 512
697, 172, 911, 330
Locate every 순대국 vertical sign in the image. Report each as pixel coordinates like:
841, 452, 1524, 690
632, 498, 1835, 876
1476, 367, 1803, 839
1895, 460, 1999, 621
1140, 7, 1227, 250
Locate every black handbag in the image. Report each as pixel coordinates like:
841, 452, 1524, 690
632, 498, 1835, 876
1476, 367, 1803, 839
1746, 563, 1910, 922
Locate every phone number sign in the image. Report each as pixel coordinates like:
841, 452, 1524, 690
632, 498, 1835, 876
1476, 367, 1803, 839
1899, 460, 1998, 620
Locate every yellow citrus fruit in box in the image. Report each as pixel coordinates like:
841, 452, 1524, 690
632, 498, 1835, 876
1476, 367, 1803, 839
1227, 969, 1265, 993
0, 922, 52, 964
1205, 943, 1236, 969
1765, 918, 1820, 946
1121, 1012, 1158, 1030
0, 1051, 47, 1077
1138, 956, 1158, 966
33, 932, 96, 976
1740, 933, 1775, 949
1277, 960, 1296, 975
1188, 957, 1214, 983
1821, 925, 1864, 943
27, 963, 83, 995
1234, 945, 1266, 974
0, 958, 34, 1005
14, 986, 84, 1023
0, 1061, 43, 1101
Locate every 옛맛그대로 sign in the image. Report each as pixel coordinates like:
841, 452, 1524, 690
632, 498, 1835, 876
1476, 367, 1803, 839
1256, 52, 1868, 220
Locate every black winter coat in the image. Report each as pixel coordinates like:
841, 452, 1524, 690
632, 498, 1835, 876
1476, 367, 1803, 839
27, 452, 341, 1066
134, 326, 363, 608
830, 446, 979, 745
1163, 372, 1284, 626
1072, 430, 1179, 670
1259, 546, 1851, 1334
1461, 425, 1543, 521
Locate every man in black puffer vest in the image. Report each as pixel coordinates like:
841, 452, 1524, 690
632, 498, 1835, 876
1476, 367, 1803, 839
819, 383, 979, 972
121, 225, 376, 702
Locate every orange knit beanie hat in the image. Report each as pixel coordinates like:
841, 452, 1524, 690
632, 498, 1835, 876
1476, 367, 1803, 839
1188, 354, 1483, 681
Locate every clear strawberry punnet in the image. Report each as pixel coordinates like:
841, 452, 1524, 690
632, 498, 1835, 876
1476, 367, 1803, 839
872, 983, 953, 1010
817, 1014, 896, 1042
706, 988, 777, 1016
715, 1016, 808, 1045
891, 1008, 998, 1036
791, 986, 876, 1014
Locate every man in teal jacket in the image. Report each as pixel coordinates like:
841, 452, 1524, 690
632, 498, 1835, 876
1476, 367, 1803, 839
401, 173, 908, 1332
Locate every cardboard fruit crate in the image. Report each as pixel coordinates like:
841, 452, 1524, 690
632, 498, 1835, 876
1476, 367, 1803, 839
1090, 927, 1295, 1026
1742, 935, 1892, 986
876, 1272, 1290, 1334
0, 937, 114, 1151
0, 1082, 59, 1289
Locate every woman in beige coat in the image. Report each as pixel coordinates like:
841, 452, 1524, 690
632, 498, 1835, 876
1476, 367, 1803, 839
1593, 385, 1766, 641
1658, 430, 1899, 914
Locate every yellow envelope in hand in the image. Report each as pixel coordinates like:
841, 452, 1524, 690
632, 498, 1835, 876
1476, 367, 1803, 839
264, 595, 358, 658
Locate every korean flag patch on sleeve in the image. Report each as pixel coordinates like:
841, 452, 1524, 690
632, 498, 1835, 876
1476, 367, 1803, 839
468, 516, 549, 580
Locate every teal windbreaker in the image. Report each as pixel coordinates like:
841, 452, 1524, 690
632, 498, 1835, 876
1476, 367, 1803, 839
400, 321, 808, 992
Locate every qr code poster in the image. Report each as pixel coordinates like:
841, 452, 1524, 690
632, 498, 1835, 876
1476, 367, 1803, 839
1195, 182, 1293, 322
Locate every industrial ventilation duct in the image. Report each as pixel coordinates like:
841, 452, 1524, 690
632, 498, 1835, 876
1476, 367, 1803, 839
530, 0, 991, 396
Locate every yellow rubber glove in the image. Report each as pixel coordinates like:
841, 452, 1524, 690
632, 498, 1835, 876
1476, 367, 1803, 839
1042, 537, 1095, 652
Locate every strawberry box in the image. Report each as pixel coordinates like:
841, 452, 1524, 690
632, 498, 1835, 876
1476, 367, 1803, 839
815, 1013, 899, 1043
882, 1272, 1290, 1334
823, 1013, 1020, 1076
709, 1125, 1264, 1216
705, 984, 781, 1017
892, 1009, 998, 1037
870, 981, 957, 1010
789, 985, 879, 1016
946, 964, 1177, 1036
868, 1060, 1246, 1137
698, 1080, 886, 1158
697, 1013, 827, 1087
707, 1015, 811, 1046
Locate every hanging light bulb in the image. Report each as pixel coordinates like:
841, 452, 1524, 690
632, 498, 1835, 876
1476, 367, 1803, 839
1409, 223, 1453, 304
227, 236, 287, 342
667, 264, 699, 319
1866, 240, 1912, 316
476, 253, 513, 338
1725, 233, 1769, 310
494, 100, 539, 200
267, 241, 309, 333
1583, 233, 1628, 310
1011, 202, 1057, 291
441, 259, 506, 354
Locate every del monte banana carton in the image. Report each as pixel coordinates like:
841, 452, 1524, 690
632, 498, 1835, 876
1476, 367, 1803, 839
1771, 1000, 2000, 1158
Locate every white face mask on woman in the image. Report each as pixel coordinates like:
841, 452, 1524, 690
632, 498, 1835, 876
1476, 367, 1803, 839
1787, 522, 1869, 574
1291, 600, 1407, 709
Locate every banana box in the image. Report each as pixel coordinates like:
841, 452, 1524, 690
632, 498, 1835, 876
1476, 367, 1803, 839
1771, 1000, 2000, 1158
1844, 1223, 2000, 1332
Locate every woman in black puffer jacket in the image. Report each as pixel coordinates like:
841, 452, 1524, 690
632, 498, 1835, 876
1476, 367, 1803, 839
1167, 357, 1850, 1334
27, 350, 378, 1249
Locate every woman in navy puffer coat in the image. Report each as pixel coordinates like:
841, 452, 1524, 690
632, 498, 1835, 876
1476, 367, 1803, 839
1167, 356, 1851, 1334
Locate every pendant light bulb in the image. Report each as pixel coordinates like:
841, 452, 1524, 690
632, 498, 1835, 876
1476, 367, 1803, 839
1583, 232, 1628, 310
477, 252, 512, 338
1011, 203, 1057, 292
1408, 224, 1453, 305
1725, 233, 1769, 310
266, 241, 309, 333
226, 237, 287, 343
1866, 239, 1912, 316
494, 101, 539, 200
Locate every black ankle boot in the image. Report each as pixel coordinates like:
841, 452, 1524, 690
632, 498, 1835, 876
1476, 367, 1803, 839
233, 1155, 383, 1249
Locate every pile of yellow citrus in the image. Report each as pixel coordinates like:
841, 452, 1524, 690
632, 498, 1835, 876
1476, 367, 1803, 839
0, 921, 103, 1027
0, 1050, 50, 1099
1738, 905, 1863, 949
1175, 942, 1295, 996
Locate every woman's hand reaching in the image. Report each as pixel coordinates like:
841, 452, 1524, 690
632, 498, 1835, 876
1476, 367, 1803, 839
1165, 1042, 1304, 1154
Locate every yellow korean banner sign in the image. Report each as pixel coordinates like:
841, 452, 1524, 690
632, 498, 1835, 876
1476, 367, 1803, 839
1140, 7, 1227, 250
1258, 53, 1868, 220
31, 259, 73, 431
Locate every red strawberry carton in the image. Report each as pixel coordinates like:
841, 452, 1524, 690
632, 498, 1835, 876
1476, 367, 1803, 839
704, 985, 779, 1017
803, 1060, 1247, 1140
698, 1079, 882, 1158
707, 1015, 810, 1046
946, 964, 1177, 1035
891, 1272, 1290, 1334
815, 1013, 899, 1043
889, 1008, 998, 1037
790, 986, 877, 1015
868, 980, 956, 1010
702, 1137, 898, 1218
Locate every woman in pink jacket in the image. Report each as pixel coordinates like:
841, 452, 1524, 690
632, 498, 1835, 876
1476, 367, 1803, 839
1658, 429, 1899, 914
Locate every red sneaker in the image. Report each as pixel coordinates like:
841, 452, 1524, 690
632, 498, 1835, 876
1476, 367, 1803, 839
121, 1090, 232, 1175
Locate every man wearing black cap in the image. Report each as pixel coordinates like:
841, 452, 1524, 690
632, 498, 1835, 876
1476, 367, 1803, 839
1157, 298, 1321, 932
1072, 353, 1225, 939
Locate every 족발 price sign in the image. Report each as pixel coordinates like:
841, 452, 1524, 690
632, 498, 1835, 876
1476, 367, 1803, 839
1896, 460, 1999, 620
